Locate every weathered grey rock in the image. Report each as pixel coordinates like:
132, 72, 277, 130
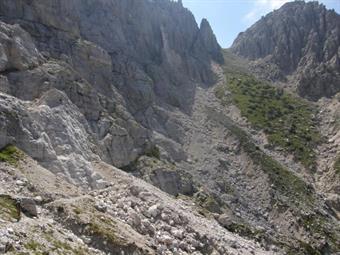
94, 201, 107, 213
158, 234, 173, 246
217, 214, 233, 229
0, 22, 40, 73
19, 198, 37, 218
147, 205, 161, 218
170, 228, 184, 239
141, 219, 155, 235
0, 20, 151, 186
128, 210, 142, 228
0, 76, 9, 94
193, 19, 224, 65
325, 194, 340, 213
0, 0, 221, 113
149, 168, 182, 196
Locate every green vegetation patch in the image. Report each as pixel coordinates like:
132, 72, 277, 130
24, 237, 87, 255
71, 204, 121, 247
207, 109, 315, 207
285, 240, 322, 255
194, 193, 221, 214
121, 145, 161, 173
221, 118, 339, 254
210, 109, 339, 253
0, 195, 20, 222
300, 214, 340, 248
231, 122, 314, 206
51, 240, 88, 255
24, 240, 45, 254
216, 74, 322, 170
0, 145, 23, 165
226, 222, 265, 242
145, 145, 161, 160
43, 229, 89, 255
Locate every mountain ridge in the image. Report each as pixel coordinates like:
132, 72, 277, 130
231, 0, 340, 100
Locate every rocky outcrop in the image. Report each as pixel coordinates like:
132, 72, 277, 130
18, 198, 38, 218
0, 0, 222, 111
0, 19, 147, 187
231, 1, 340, 100
193, 19, 224, 67
0, 22, 40, 73
129, 156, 195, 196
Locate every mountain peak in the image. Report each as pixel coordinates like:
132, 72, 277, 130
196, 18, 224, 64
231, 0, 340, 100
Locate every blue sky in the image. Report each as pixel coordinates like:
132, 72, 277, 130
182, 0, 340, 48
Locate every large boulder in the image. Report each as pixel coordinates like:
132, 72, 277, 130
19, 198, 38, 218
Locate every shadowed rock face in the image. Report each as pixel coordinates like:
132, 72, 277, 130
231, 1, 340, 100
0, 0, 222, 112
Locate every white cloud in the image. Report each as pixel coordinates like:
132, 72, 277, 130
243, 0, 289, 24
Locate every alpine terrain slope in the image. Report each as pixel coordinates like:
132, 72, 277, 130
0, 0, 339, 254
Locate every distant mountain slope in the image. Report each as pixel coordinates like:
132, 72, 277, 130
231, 1, 340, 100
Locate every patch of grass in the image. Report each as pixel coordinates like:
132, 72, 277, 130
0, 195, 20, 222
67, 205, 118, 243
44, 231, 89, 255
285, 241, 322, 255
53, 240, 87, 255
24, 240, 44, 253
235, 125, 314, 206
300, 214, 340, 248
86, 216, 119, 245
73, 207, 82, 215
0, 145, 23, 166
121, 146, 161, 173
145, 145, 161, 160
216, 73, 322, 170
194, 191, 222, 214
255, 150, 314, 206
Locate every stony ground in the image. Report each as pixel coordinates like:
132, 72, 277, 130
0, 154, 278, 255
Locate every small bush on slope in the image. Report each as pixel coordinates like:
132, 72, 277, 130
0, 145, 23, 166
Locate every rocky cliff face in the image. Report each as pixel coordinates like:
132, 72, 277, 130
231, 1, 340, 100
0, 0, 223, 185
0, 0, 223, 111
